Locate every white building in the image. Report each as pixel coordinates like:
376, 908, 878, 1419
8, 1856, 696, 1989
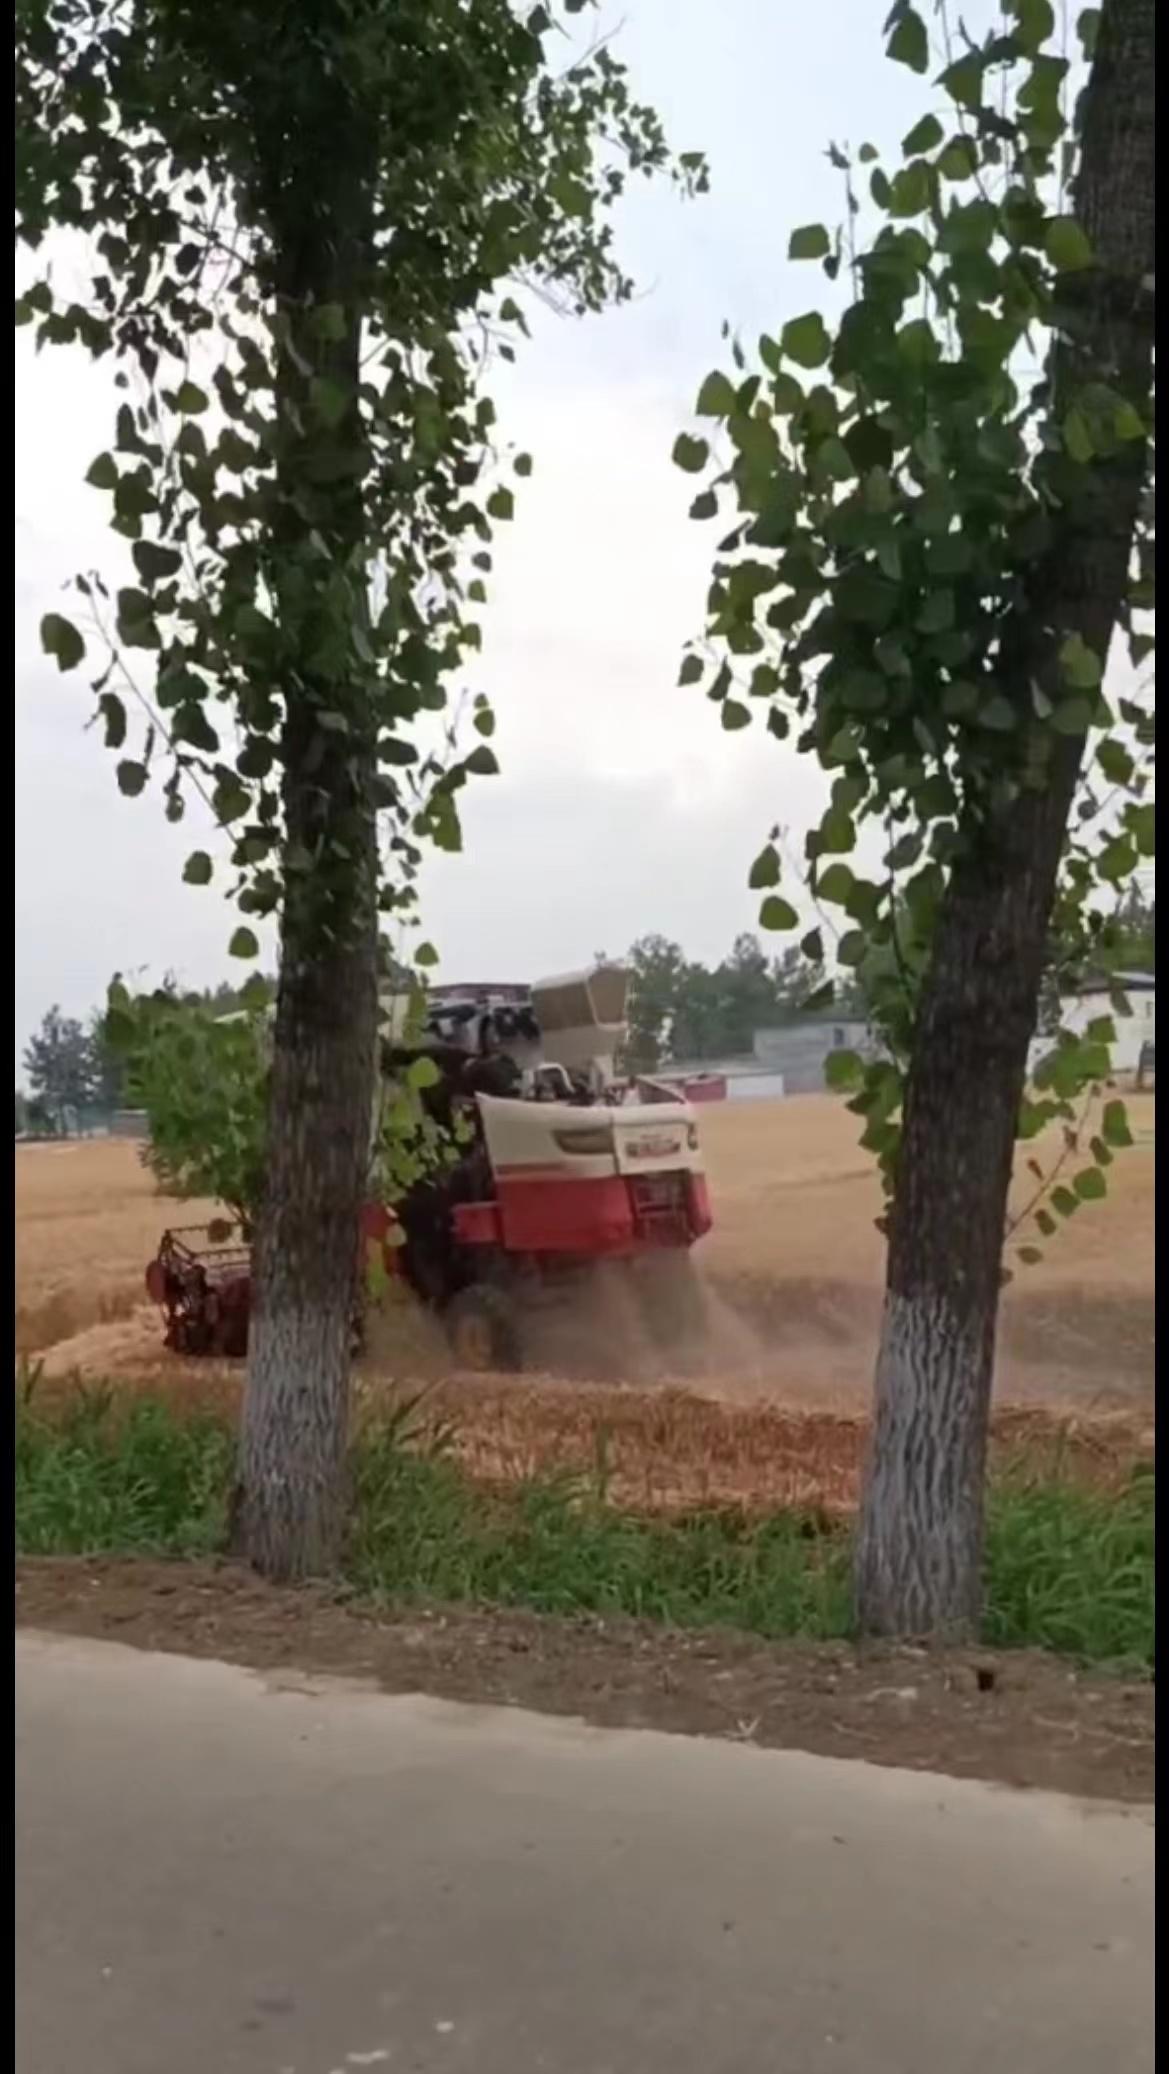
1055, 969, 1155, 1075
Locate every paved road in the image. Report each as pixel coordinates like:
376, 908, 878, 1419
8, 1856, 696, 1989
16, 1632, 1153, 2074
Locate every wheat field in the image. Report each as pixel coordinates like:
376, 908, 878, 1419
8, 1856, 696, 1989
16, 1093, 1154, 1509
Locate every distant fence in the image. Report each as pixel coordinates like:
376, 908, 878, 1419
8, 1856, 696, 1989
110, 1109, 150, 1139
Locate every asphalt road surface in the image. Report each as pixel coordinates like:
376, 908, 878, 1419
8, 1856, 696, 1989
16, 1632, 1154, 2074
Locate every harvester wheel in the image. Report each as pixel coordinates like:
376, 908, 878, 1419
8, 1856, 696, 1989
444, 1284, 522, 1373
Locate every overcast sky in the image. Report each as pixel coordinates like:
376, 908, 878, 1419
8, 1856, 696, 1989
14, 1, 942, 1072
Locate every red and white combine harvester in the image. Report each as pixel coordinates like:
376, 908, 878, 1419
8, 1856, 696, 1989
146, 964, 712, 1371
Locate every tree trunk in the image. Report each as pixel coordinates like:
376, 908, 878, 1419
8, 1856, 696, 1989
235, 901, 378, 1579
855, 0, 1155, 1638
232, 83, 380, 1581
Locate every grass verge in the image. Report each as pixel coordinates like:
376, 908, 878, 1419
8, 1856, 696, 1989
14, 1383, 1154, 1669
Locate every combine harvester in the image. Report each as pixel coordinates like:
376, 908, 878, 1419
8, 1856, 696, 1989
146, 963, 712, 1371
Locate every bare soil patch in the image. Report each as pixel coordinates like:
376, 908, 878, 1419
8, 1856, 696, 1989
16, 1557, 1154, 1803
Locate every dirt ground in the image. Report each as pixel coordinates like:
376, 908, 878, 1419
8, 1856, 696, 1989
15, 1557, 1155, 1803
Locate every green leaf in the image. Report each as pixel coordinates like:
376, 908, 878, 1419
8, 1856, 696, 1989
889, 162, 932, 216
940, 52, 985, 109
1112, 398, 1146, 441
1017, 1245, 1044, 1267
464, 744, 500, 776
781, 312, 831, 368
414, 941, 440, 969
115, 759, 147, 797
514, 452, 534, 478
213, 777, 250, 825
116, 586, 159, 649
689, 490, 718, 520
228, 925, 260, 960
721, 699, 751, 731
1101, 1099, 1133, 1149
1050, 697, 1094, 736
1076, 7, 1100, 56
40, 612, 86, 672
695, 370, 737, 416
173, 380, 209, 414
673, 433, 709, 474
788, 224, 831, 261
1073, 1165, 1107, 1202
132, 540, 182, 583
815, 436, 855, 483
486, 485, 515, 521
1045, 216, 1093, 271
98, 692, 126, 748
1126, 803, 1155, 857
678, 654, 704, 687
887, 7, 929, 73
759, 895, 798, 932
748, 844, 781, 889
942, 680, 980, 719
1062, 407, 1094, 463
173, 702, 219, 754
915, 588, 954, 634
85, 451, 119, 490
901, 113, 944, 156
825, 1048, 864, 1091
381, 737, 420, 765
1015, 0, 1056, 52
183, 851, 213, 885
1050, 1185, 1079, 1219
938, 136, 978, 180
819, 806, 856, 854
836, 930, 867, 967
801, 928, 824, 962
816, 862, 855, 905
1058, 633, 1103, 688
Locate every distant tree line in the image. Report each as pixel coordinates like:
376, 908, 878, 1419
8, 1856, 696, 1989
618, 931, 852, 1074
17, 890, 1153, 1129
16, 975, 276, 1137
620, 886, 1155, 1074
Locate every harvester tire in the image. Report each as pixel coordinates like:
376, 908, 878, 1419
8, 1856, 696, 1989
444, 1283, 522, 1373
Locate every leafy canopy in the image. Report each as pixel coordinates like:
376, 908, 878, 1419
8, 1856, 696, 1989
17, 0, 705, 945
674, 1, 1154, 1246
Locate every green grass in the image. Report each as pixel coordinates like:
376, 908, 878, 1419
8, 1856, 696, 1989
984, 1465, 1154, 1667
14, 1385, 1154, 1669
15, 1382, 233, 1557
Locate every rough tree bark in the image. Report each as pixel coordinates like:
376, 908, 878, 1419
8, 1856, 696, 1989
232, 82, 380, 1581
855, 0, 1155, 1637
